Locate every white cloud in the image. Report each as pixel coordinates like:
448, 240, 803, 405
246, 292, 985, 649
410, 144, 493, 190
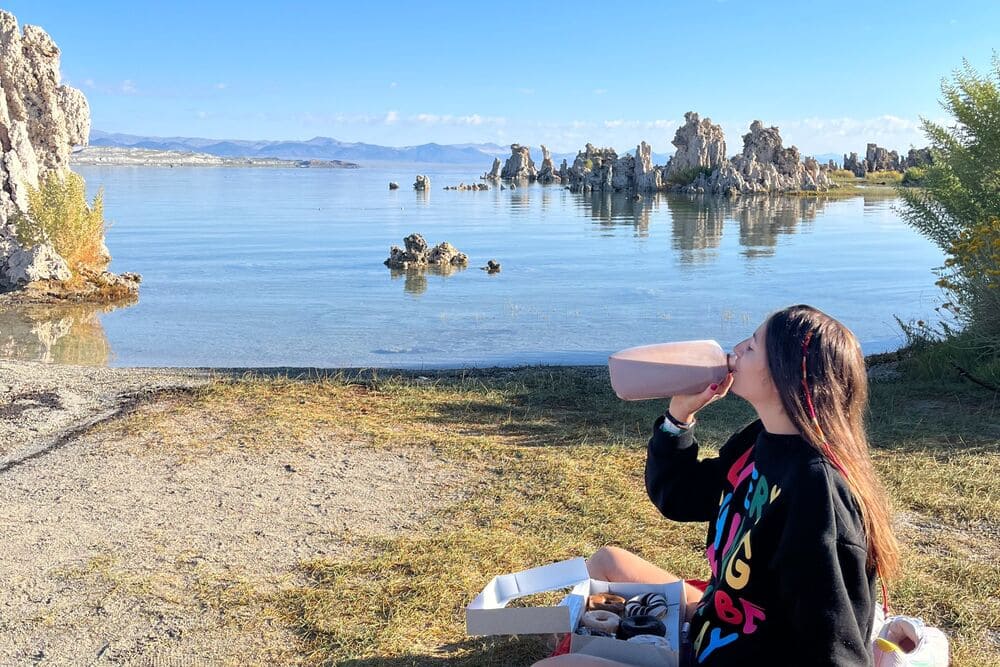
214, 82, 228, 90
771, 114, 929, 154
384, 110, 399, 124
603, 118, 676, 130
389, 81, 398, 88
196, 110, 209, 119
120, 80, 137, 94
593, 88, 608, 96
414, 113, 506, 127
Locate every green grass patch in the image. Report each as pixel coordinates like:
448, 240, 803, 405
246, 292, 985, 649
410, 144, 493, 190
111, 360, 998, 665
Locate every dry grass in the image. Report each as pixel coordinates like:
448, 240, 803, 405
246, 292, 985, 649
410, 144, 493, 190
69, 364, 998, 665
12, 170, 109, 276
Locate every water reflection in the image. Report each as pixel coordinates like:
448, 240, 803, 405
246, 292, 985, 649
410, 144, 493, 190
389, 263, 467, 296
569, 192, 837, 263
0, 297, 136, 364
572, 190, 656, 237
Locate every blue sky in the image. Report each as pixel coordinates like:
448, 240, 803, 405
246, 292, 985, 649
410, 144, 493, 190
4, 1, 998, 154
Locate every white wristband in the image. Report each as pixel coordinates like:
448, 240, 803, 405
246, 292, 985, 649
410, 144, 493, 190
659, 415, 694, 435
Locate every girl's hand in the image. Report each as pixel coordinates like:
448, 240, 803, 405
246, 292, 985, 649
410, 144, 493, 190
668, 372, 734, 423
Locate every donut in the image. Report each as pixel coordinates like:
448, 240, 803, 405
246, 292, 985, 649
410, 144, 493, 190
627, 634, 671, 648
587, 593, 626, 615
580, 610, 621, 635
624, 592, 669, 620
618, 614, 666, 640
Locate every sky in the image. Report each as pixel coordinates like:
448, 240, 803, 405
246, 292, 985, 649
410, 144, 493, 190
3, 1, 998, 155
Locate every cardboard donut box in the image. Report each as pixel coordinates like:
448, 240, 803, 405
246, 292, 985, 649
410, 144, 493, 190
466, 557, 685, 667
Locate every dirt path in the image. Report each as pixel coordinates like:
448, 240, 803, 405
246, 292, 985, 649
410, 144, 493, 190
0, 362, 472, 665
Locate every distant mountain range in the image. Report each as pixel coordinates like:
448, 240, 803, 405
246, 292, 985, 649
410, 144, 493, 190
88, 131, 678, 166
90, 131, 520, 165
88, 131, 843, 168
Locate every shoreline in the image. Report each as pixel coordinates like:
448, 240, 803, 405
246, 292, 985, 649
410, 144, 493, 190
70, 146, 359, 169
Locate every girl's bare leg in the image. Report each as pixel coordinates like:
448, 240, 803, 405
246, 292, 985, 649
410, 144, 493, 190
586, 546, 704, 621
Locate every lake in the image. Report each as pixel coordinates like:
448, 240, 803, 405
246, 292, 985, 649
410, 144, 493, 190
0, 165, 945, 368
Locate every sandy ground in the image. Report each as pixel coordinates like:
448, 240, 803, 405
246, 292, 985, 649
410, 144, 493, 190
0, 361, 472, 665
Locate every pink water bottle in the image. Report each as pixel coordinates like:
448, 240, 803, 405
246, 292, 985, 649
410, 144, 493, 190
608, 340, 736, 400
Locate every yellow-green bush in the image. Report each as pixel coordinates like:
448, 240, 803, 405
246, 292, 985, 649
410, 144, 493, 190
899, 55, 1000, 359
865, 170, 904, 184
12, 170, 108, 276
902, 166, 927, 186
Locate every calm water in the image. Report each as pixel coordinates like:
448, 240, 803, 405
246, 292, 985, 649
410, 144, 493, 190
0, 165, 945, 367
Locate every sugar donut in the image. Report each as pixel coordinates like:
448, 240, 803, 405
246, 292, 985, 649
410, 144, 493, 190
624, 592, 668, 620
581, 610, 620, 635
618, 614, 666, 640
587, 593, 626, 615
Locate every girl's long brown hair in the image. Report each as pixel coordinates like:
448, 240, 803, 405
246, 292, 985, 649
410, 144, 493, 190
765, 304, 900, 580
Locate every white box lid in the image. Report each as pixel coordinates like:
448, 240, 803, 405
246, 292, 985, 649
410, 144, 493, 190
466, 557, 591, 636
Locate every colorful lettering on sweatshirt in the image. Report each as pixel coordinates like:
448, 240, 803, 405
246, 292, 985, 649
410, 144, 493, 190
692, 446, 782, 663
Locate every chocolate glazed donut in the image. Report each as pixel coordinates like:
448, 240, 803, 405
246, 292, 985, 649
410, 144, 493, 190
617, 614, 666, 640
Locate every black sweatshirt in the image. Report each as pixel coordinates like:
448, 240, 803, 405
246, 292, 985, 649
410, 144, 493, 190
645, 416, 877, 666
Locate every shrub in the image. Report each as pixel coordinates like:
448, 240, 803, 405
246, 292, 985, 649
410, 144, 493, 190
902, 167, 927, 186
864, 170, 904, 185
666, 165, 713, 187
11, 170, 109, 276
898, 54, 1000, 356
830, 169, 857, 180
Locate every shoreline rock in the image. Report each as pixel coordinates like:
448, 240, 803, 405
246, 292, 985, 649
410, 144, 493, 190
0, 10, 139, 303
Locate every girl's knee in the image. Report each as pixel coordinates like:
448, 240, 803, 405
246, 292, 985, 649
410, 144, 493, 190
586, 545, 627, 579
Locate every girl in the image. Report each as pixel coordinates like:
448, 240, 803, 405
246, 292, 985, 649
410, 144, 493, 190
536, 304, 898, 666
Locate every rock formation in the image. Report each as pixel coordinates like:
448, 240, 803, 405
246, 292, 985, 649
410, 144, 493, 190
0, 222, 70, 286
843, 152, 867, 177
481, 157, 502, 181
843, 143, 931, 176
536, 145, 561, 184
563, 144, 621, 192
904, 147, 932, 169
486, 111, 839, 196
481, 260, 501, 274
633, 141, 662, 191
665, 112, 727, 182
0, 10, 87, 288
443, 182, 489, 191
0, 10, 138, 300
384, 233, 468, 270
388, 181, 399, 190
500, 144, 537, 181
866, 143, 900, 173
413, 174, 430, 190
679, 120, 832, 195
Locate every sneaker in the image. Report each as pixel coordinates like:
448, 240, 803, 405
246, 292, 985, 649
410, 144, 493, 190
872, 615, 949, 667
